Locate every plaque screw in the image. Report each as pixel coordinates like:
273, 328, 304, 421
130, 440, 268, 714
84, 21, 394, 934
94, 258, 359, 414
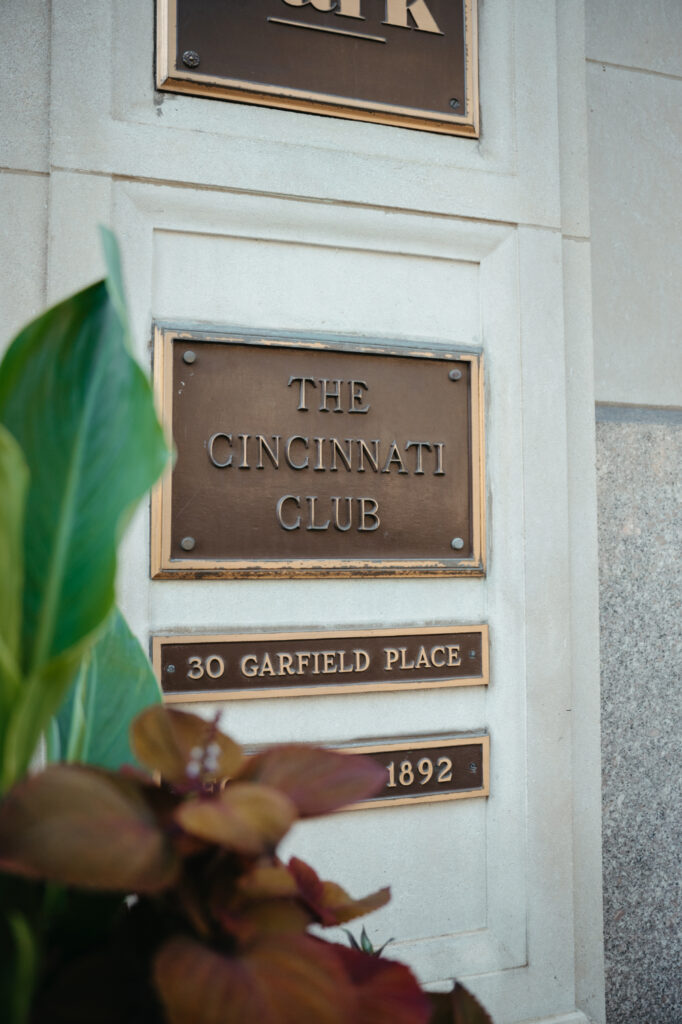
448, 368, 462, 381
180, 536, 196, 551
468, 649, 477, 659
451, 537, 464, 550
167, 664, 175, 673
182, 50, 200, 69
468, 762, 478, 773
183, 350, 197, 365
449, 98, 461, 110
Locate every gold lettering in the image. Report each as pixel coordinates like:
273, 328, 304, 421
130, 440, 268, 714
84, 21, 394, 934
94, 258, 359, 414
433, 441, 445, 475
405, 440, 432, 474
310, 651, 322, 674
399, 647, 415, 670
383, 0, 443, 34
276, 495, 301, 530
319, 379, 343, 413
306, 495, 331, 531
313, 436, 325, 471
321, 651, 337, 674
296, 651, 311, 673
336, 0, 364, 16
358, 497, 380, 531
285, 435, 309, 470
238, 433, 250, 469
240, 654, 259, 677
277, 652, 296, 675
384, 647, 399, 670
258, 653, 276, 676
330, 437, 353, 471
381, 441, 408, 474
354, 648, 370, 672
414, 645, 430, 669
282, 0, 335, 10
338, 649, 354, 672
256, 435, 280, 469
447, 644, 461, 667
282, 0, 364, 19
208, 432, 233, 468
348, 380, 370, 413
288, 375, 316, 411
332, 495, 352, 531
430, 645, 446, 667
357, 439, 379, 473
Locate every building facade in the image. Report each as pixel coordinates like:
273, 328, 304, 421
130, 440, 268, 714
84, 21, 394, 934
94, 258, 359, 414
1, 2, 679, 1022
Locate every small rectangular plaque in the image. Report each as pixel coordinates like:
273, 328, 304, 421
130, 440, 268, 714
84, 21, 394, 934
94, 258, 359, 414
151, 328, 485, 578
154, 625, 489, 702
339, 735, 489, 809
157, 0, 478, 138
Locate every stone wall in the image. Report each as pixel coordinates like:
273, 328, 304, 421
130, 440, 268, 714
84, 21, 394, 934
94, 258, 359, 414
596, 409, 682, 1024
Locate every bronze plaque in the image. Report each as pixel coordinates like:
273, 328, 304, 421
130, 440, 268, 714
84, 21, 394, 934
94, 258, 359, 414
338, 735, 489, 809
156, 0, 478, 137
151, 328, 485, 578
154, 625, 489, 701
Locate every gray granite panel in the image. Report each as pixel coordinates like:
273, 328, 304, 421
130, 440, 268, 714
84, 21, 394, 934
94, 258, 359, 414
597, 415, 682, 1024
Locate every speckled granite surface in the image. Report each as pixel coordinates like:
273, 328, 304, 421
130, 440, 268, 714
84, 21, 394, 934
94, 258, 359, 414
597, 412, 682, 1024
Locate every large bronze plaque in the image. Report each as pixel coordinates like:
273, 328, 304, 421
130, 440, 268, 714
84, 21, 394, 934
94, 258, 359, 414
156, 0, 478, 137
338, 735, 490, 809
151, 328, 485, 578
154, 625, 489, 701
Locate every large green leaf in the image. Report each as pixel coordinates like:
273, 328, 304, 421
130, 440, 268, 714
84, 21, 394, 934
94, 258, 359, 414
0, 425, 27, 712
0, 228, 170, 786
54, 609, 162, 770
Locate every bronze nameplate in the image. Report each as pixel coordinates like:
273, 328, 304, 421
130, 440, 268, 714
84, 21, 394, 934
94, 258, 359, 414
339, 735, 489, 809
156, 0, 478, 137
154, 625, 489, 701
151, 328, 485, 578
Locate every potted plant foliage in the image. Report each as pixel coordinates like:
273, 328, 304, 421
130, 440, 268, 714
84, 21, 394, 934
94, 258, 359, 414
0, 230, 492, 1024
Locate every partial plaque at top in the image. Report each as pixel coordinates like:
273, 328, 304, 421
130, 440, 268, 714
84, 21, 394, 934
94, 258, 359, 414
156, 0, 478, 138
151, 328, 485, 578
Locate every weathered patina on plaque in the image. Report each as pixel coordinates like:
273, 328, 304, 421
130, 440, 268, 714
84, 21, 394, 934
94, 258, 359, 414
151, 327, 484, 578
338, 735, 489, 809
156, 0, 478, 137
154, 625, 489, 701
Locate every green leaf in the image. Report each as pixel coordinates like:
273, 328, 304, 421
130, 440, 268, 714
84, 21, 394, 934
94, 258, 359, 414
0, 425, 27, 711
0, 235, 170, 785
55, 609, 162, 770
5, 911, 37, 1024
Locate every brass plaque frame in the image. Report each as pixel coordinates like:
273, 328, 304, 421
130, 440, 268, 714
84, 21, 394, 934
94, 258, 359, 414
153, 625, 489, 702
156, 0, 479, 138
338, 734, 490, 810
151, 326, 486, 579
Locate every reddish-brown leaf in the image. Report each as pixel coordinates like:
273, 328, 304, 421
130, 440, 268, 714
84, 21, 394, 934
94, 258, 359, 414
237, 862, 299, 900
238, 745, 387, 816
175, 782, 296, 855
154, 933, 355, 1024
335, 943, 431, 1024
131, 706, 243, 785
212, 861, 311, 941
215, 899, 313, 943
0, 765, 179, 892
289, 856, 390, 926
428, 984, 493, 1024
